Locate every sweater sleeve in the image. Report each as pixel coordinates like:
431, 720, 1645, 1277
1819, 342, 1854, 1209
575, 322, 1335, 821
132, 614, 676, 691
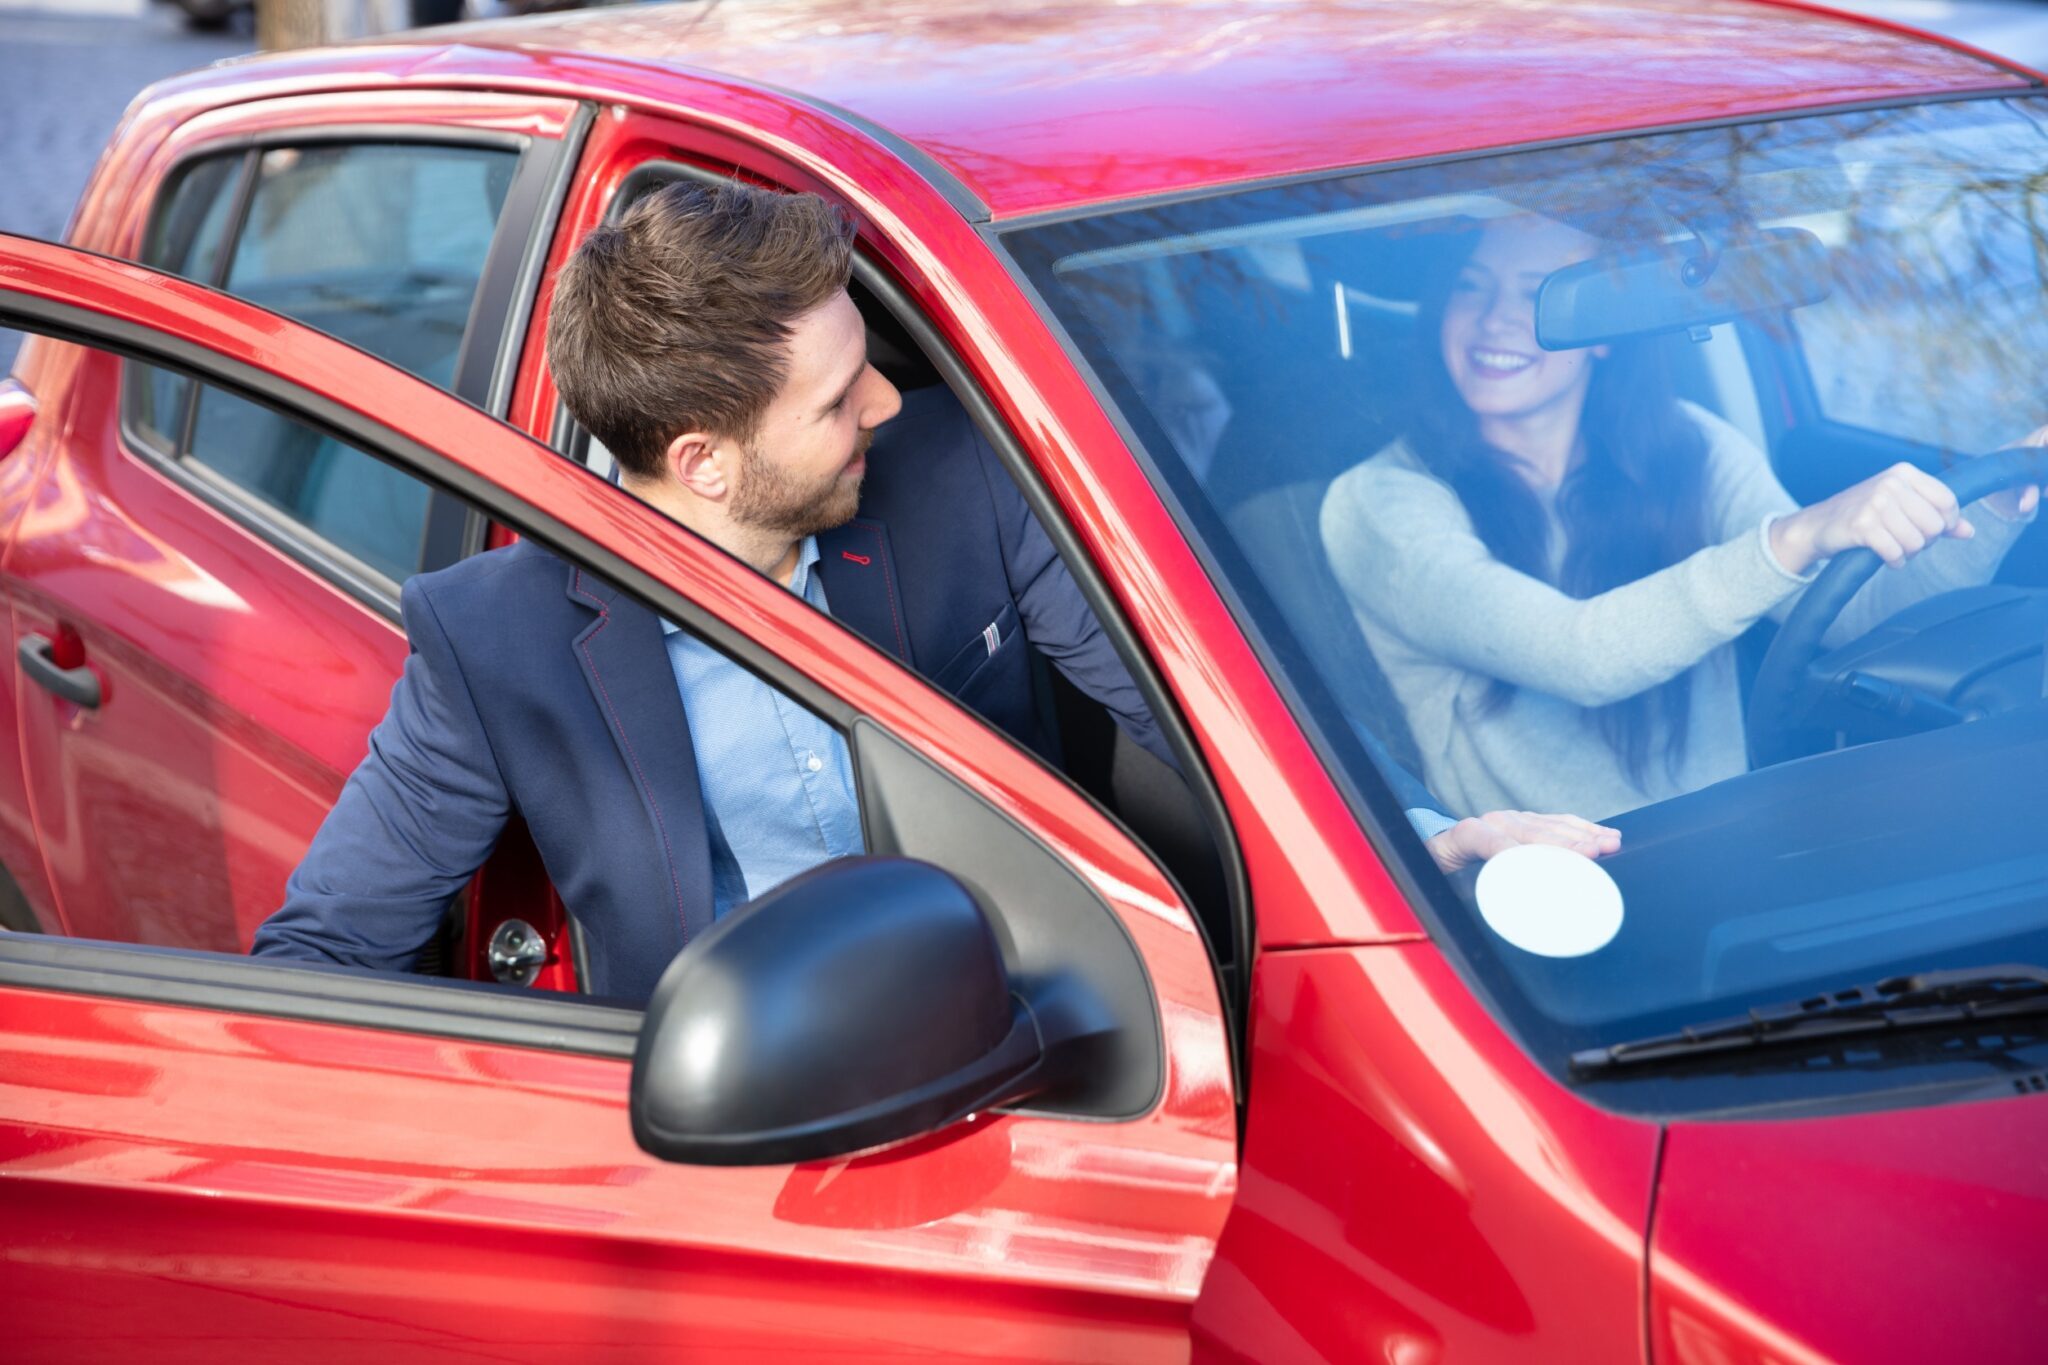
1690, 404, 2028, 646
1320, 449, 1808, 709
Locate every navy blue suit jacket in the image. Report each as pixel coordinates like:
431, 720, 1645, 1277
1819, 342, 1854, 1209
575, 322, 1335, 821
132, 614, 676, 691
251, 389, 1168, 1002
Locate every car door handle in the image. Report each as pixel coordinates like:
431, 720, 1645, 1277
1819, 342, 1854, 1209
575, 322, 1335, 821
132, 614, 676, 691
19, 633, 102, 709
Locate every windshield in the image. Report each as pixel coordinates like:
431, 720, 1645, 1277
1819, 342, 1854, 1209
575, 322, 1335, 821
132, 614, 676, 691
1005, 96, 2048, 1107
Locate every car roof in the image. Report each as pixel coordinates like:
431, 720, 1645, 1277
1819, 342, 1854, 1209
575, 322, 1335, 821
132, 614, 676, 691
187, 0, 2035, 219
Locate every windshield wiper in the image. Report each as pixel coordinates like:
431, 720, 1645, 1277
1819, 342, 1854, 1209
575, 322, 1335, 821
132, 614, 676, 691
1571, 965, 2048, 1074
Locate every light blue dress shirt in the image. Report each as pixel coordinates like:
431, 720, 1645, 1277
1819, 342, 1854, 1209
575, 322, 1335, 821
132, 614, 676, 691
660, 537, 865, 918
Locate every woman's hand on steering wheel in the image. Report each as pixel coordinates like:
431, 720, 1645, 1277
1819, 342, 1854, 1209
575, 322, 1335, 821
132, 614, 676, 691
1746, 436, 2048, 769
1771, 427, 2048, 575
1768, 461, 1973, 575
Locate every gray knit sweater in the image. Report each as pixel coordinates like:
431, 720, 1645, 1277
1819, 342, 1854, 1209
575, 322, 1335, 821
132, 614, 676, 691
1320, 406, 2022, 821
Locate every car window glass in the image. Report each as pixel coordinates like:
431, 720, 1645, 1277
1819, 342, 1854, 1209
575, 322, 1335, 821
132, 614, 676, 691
581, 429, 619, 480
1791, 103, 2048, 451
18, 342, 866, 999
184, 384, 431, 583
127, 141, 517, 584
226, 144, 513, 386
125, 154, 243, 453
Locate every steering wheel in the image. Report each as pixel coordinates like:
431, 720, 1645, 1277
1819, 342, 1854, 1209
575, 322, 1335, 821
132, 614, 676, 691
1746, 443, 2048, 769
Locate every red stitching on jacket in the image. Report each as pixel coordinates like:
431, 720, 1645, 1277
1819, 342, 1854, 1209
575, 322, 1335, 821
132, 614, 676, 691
860, 524, 909, 661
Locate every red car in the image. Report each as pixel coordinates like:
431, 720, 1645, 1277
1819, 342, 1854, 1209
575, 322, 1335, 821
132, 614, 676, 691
4, 1, 2048, 1360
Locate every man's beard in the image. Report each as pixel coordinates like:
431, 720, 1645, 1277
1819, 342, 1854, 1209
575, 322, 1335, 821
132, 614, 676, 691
730, 428, 871, 539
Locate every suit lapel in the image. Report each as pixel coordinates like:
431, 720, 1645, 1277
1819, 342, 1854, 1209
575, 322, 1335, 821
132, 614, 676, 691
815, 517, 913, 667
564, 567, 715, 947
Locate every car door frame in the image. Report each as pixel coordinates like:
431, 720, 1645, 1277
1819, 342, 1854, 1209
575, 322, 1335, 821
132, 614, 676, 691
0, 235, 1239, 1357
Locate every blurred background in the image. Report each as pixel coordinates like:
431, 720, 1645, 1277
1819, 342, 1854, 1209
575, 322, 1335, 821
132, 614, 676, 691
0, 0, 628, 366
2, 0, 2045, 369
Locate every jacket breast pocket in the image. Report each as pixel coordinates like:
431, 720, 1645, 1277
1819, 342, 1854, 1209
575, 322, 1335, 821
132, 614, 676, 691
929, 602, 1020, 699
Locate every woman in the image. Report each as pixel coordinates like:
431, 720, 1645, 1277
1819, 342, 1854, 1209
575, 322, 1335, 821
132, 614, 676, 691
1320, 212, 2042, 821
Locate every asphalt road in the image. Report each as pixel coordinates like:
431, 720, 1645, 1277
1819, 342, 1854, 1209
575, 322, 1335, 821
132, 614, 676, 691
0, 2, 252, 368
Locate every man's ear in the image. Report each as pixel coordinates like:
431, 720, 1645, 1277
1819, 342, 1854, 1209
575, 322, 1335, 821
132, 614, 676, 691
665, 430, 733, 502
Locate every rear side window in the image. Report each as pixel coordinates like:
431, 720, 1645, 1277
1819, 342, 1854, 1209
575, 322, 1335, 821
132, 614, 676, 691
126, 141, 517, 586
224, 145, 512, 388
126, 155, 242, 453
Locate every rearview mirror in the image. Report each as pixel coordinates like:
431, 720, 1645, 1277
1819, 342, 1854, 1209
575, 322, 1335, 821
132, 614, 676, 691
1535, 226, 1831, 350
630, 856, 1113, 1166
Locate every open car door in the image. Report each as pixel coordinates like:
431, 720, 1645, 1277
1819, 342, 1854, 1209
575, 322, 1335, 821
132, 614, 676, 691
0, 236, 1236, 1363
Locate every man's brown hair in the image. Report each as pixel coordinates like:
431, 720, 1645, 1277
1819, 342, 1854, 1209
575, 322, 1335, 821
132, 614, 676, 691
546, 180, 856, 479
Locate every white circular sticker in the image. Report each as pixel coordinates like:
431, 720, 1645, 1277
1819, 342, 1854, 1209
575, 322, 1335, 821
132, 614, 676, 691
1474, 844, 1625, 958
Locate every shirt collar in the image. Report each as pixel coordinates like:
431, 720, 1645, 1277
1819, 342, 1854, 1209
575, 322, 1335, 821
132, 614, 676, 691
787, 534, 823, 599
660, 535, 821, 636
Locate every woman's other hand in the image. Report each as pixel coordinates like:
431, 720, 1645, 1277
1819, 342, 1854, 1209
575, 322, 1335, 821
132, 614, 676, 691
1426, 809, 1622, 874
1980, 423, 2048, 523
1769, 462, 1972, 575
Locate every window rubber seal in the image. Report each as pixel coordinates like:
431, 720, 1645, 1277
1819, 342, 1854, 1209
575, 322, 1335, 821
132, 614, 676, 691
0, 933, 642, 1059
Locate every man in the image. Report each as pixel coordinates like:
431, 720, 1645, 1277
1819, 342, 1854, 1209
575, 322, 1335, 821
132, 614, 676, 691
252, 181, 1613, 1000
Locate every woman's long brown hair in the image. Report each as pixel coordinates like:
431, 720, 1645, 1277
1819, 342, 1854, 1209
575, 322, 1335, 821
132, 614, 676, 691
1404, 228, 1714, 787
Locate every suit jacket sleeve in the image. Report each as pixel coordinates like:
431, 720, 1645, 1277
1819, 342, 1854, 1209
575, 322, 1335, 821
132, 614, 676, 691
250, 573, 513, 970
964, 426, 1178, 767
960, 406, 1455, 821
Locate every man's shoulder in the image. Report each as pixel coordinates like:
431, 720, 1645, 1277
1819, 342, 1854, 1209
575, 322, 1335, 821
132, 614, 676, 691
881, 382, 980, 440
867, 386, 992, 478
402, 539, 584, 636
861, 385, 1012, 527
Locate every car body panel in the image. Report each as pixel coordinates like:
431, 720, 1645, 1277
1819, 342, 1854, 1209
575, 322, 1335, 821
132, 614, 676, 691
1827, 0, 2048, 74
128, 0, 2035, 221
0, 367, 62, 928
1193, 944, 1659, 1364
0, 986, 1212, 1364
107, 88, 581, 264
0, 232, 1237, 1361
1652, 1092, 2048, 1364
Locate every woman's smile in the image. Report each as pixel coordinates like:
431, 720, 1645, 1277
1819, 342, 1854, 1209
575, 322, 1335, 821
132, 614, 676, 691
1466, 345, 1537, 379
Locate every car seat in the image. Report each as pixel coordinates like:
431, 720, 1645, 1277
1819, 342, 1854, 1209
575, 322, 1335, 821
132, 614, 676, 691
1226, 478, 1427, 778
1180, 238, 1438, 780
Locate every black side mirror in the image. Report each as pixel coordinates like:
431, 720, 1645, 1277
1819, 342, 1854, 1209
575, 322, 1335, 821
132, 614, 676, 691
630, 856, 1109, 1166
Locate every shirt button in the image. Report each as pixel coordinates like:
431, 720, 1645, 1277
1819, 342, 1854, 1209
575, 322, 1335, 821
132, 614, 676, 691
806, 752, 823, 773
